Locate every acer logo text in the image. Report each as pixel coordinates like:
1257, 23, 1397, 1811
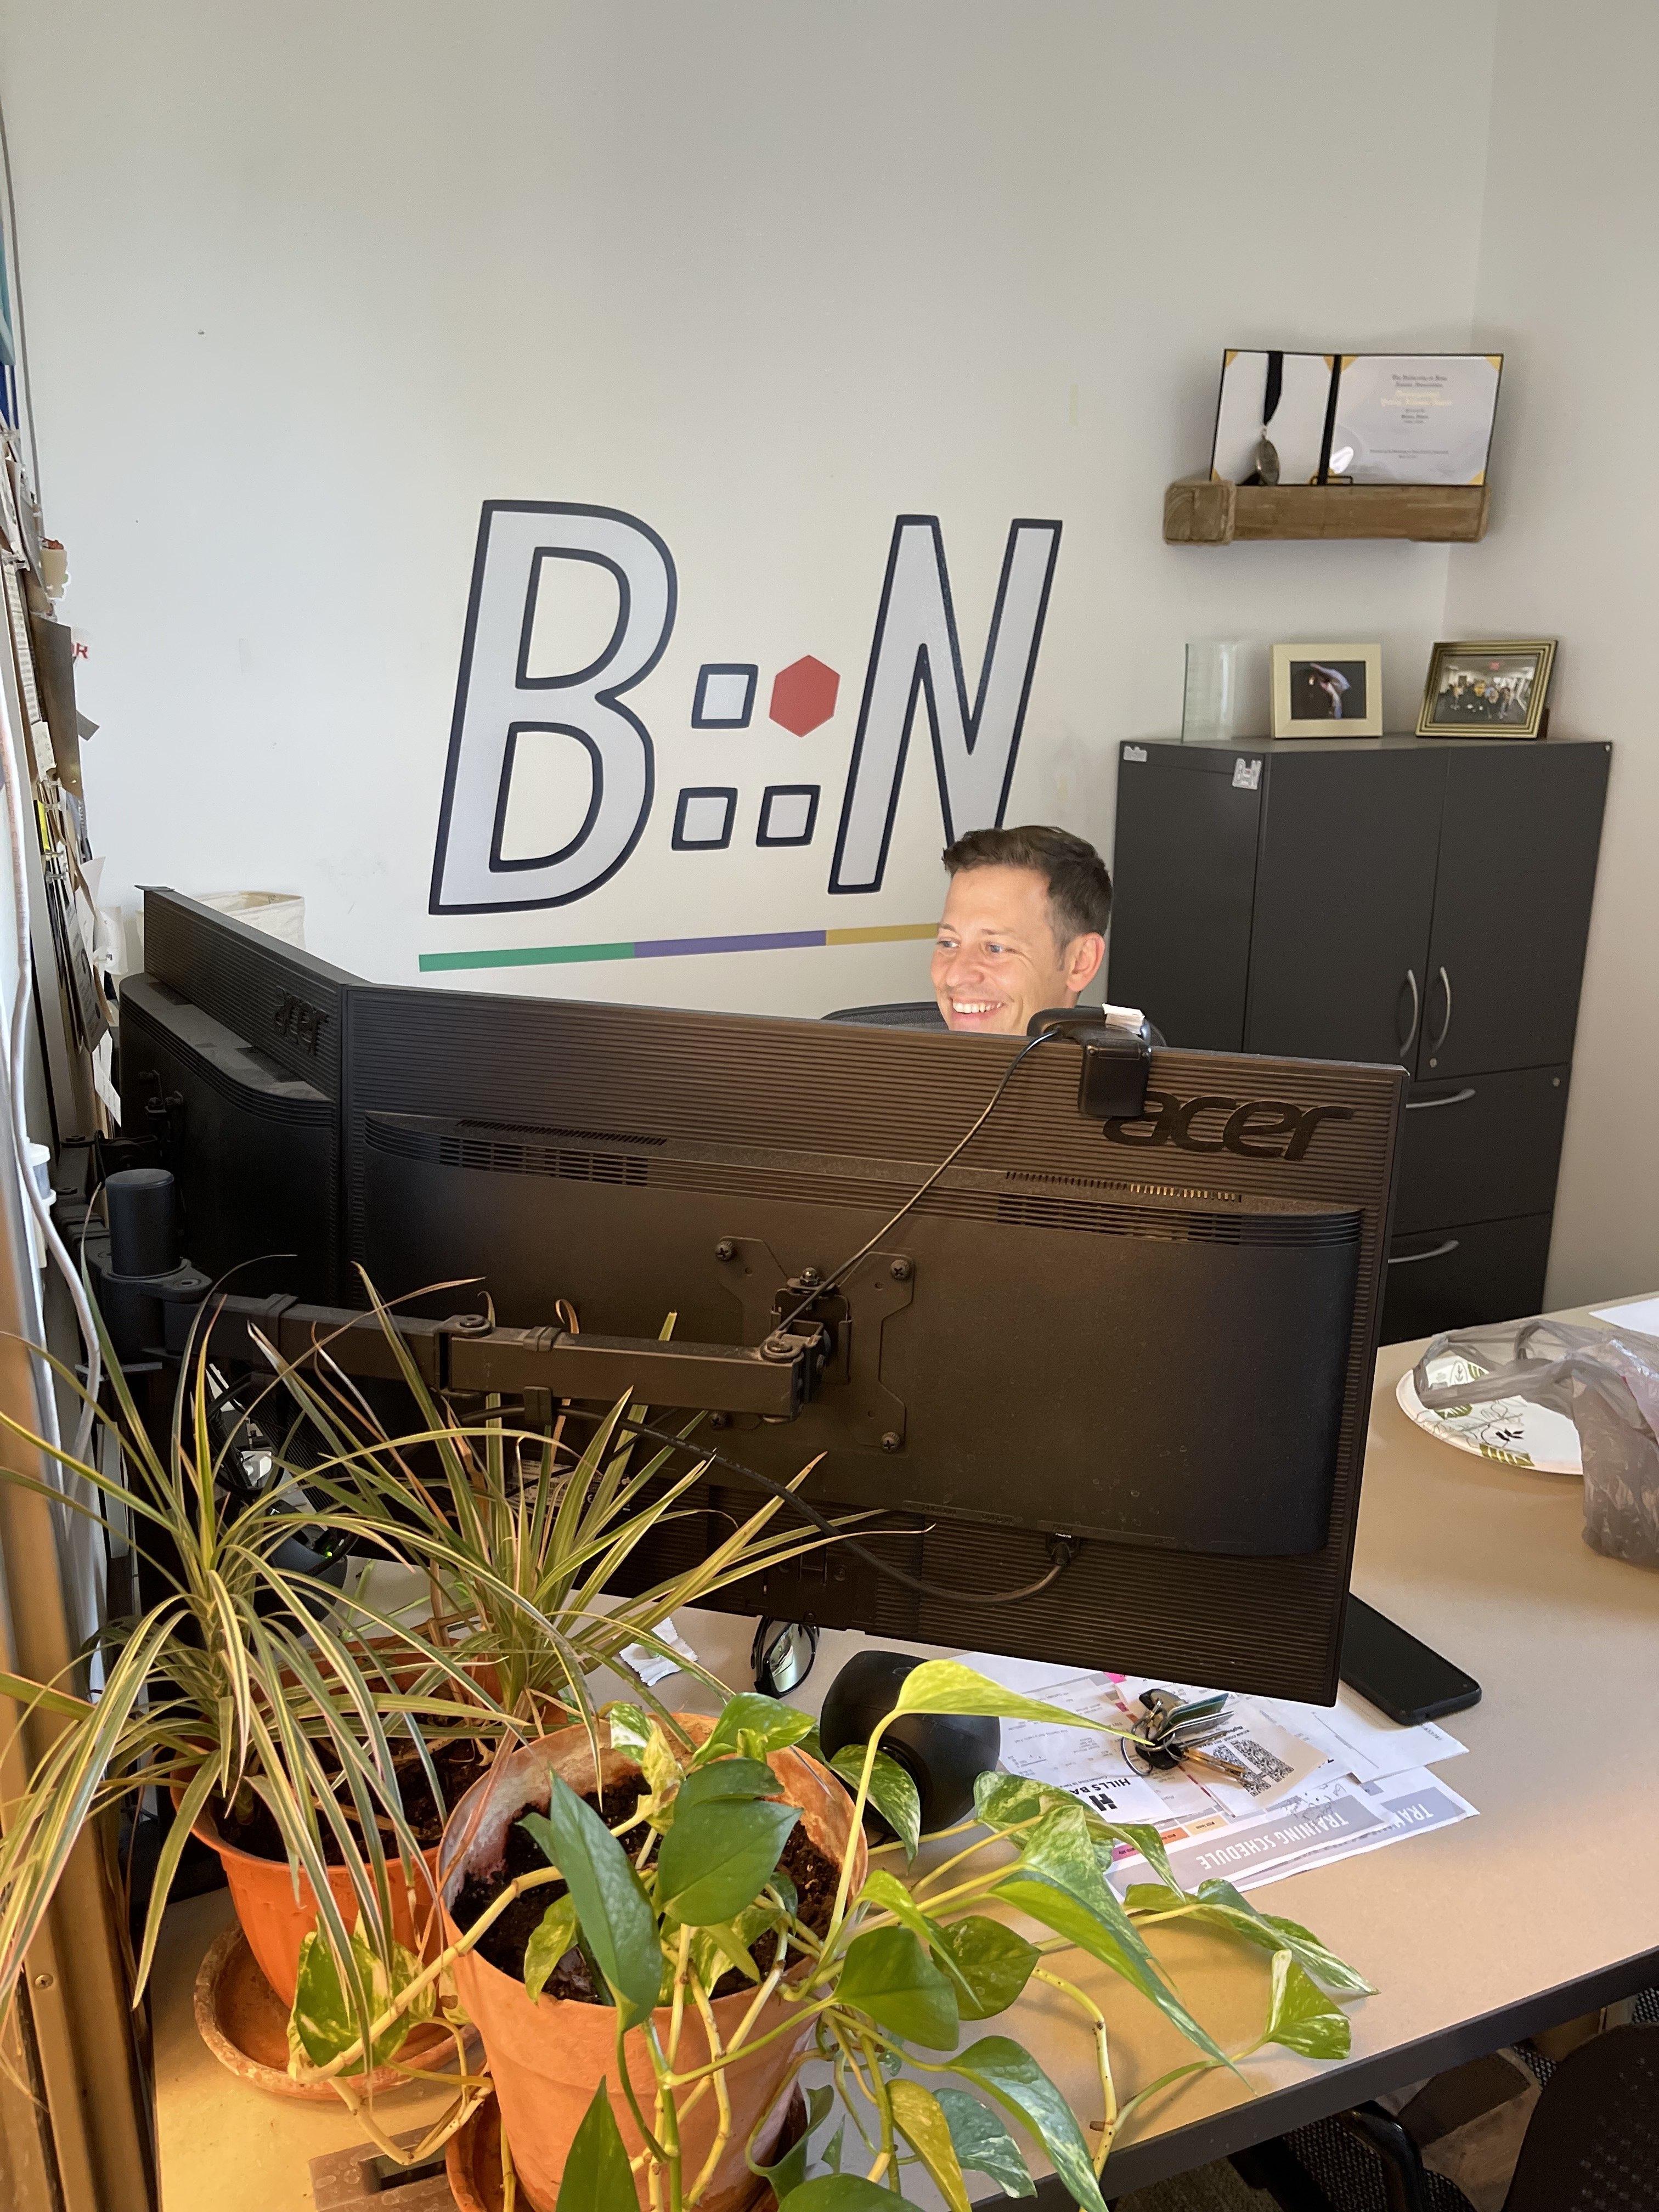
1104, 1091, 1355, 1162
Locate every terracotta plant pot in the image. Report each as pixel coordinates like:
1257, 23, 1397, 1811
439, 1716, 865, 2212
187, 1802, 443, 2008
180, 1638, 492, 2006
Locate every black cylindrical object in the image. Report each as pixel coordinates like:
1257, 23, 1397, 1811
106, 1167, 179, 1278
819, 1650, 1001, 1834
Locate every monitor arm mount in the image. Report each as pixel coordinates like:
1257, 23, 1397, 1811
97, 1016, 1144, 1424
200, 1286, 836, 1422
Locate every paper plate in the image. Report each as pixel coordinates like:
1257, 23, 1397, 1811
1395, 1355, 1582, 1476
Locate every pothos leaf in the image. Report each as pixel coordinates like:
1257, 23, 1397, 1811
287, 1927, 432, 2075
523, 1895, 579, 2003
973, 1772, 1175, 1892
697, 1692, 816, 1765
518, 1776, 662, 2023
777, 2179, 924, 2210
746, 2081, 835, 2198
555, 2079, 637, 2212
1263, 1950, 1352, 2059
829, 1741, 922, 1859
889, 2079, 973, 2212
944, 2037, 1106, 2212
930, 1916, 1040, 2021
1124, 1880, 1373, 1999
653, 1795, 799, 1927
640, 1722, 686, 1815
833, 1925, 960, 2050
1195, 1880, 1374, 1997
673, 1757, 780, 1811
934, 2086, 1036, 2199
857, 1872, 1036, 2020
889, 1660, 1121, 1733
857, 1867, 935, 1948
686, 1897, 785, 1990
996, 1803, 1229, 2068
605, 1702, 653, 1762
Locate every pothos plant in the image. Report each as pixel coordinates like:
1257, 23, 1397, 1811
290, 1662, 1372, 2211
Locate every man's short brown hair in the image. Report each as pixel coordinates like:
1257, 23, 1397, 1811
942, 824, 1113, 944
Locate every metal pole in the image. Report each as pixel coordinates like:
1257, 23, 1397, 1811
0, 1040, 153, 2212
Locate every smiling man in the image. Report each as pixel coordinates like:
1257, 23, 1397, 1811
932, 824, 1112, 1035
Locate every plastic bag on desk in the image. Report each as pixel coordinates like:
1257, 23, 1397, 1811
1414, 1316, 1659, 1570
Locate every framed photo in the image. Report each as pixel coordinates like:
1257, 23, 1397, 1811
1271, 642, 1384, 738
1417, 639, 1556, 739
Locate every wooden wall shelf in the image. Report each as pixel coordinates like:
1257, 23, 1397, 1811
1164, 477, 1491, 546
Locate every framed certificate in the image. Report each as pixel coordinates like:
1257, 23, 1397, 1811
1271, 642, 1384, 738
1330, 354, 1503, 486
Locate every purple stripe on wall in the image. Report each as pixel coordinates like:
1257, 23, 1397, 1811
630, 928, 827, 959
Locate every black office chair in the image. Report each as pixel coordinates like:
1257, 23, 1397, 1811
823, 1000, 1166, 1046
1261, 2028, 1659, 2212
823, 1000, 947, 1029
1503, 2027, 1659, 2211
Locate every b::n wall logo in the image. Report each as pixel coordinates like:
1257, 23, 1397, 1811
428, 502, 1062, 916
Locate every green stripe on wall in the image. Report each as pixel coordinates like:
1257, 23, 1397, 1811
419, 941, 636, 972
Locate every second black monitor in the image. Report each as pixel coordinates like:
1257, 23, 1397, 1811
341, 984, 1404, 1701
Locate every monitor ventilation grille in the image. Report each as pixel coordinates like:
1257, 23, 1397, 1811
992, 1191, 1357, 1247
1004, 1168, 1245, 1205
365, 1116, 655, 1187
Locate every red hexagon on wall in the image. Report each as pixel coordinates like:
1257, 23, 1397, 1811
769, 656, 840, 736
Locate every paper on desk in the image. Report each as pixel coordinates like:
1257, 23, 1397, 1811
1257, 1690, 1468, 1785
1108, 1766, 1477, 1898
1591, 1294, 1659, 1339
620, 1616, 698, 1686
959, 1650, 1473, 1893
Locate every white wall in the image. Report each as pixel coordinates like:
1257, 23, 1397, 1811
1443, 0, 1659, 1306
0, 0, 1498, 1018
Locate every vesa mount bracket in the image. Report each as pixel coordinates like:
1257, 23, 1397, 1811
713, 1237, 915, 1449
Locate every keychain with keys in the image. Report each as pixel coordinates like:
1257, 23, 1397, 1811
1127, 1688, 1258, 1786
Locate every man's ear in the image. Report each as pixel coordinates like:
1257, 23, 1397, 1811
1063, 932, 1105, 998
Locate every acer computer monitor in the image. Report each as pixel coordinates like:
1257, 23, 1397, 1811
338, 985, 1406, 1702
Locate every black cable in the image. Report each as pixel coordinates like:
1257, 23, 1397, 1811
566, 1404, 1076, 1610
770, 1026, 1063, 1341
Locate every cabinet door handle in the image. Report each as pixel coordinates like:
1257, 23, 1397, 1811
1386, 1238, 1460, 1267
1427, 964, 1453, 1054
1405, 1087, 1476, 1111
1398, 967, 1421, 1059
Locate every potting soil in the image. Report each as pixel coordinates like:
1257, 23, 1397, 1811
213, 1739, 493, 1864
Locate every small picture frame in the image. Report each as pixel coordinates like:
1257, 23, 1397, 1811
1417, 639, 1556, 739
1271, 642, 1384, 738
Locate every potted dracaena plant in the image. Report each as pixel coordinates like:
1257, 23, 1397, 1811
291, 1664, 1372, 2212
0, 1283, 849, 2087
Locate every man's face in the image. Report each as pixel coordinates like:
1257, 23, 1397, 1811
932, 864, 1102, 1035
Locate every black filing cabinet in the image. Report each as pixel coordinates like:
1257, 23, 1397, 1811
1108, 735, 1609, 1341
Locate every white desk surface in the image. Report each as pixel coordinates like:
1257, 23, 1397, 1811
152, 1306, 1659, 2208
